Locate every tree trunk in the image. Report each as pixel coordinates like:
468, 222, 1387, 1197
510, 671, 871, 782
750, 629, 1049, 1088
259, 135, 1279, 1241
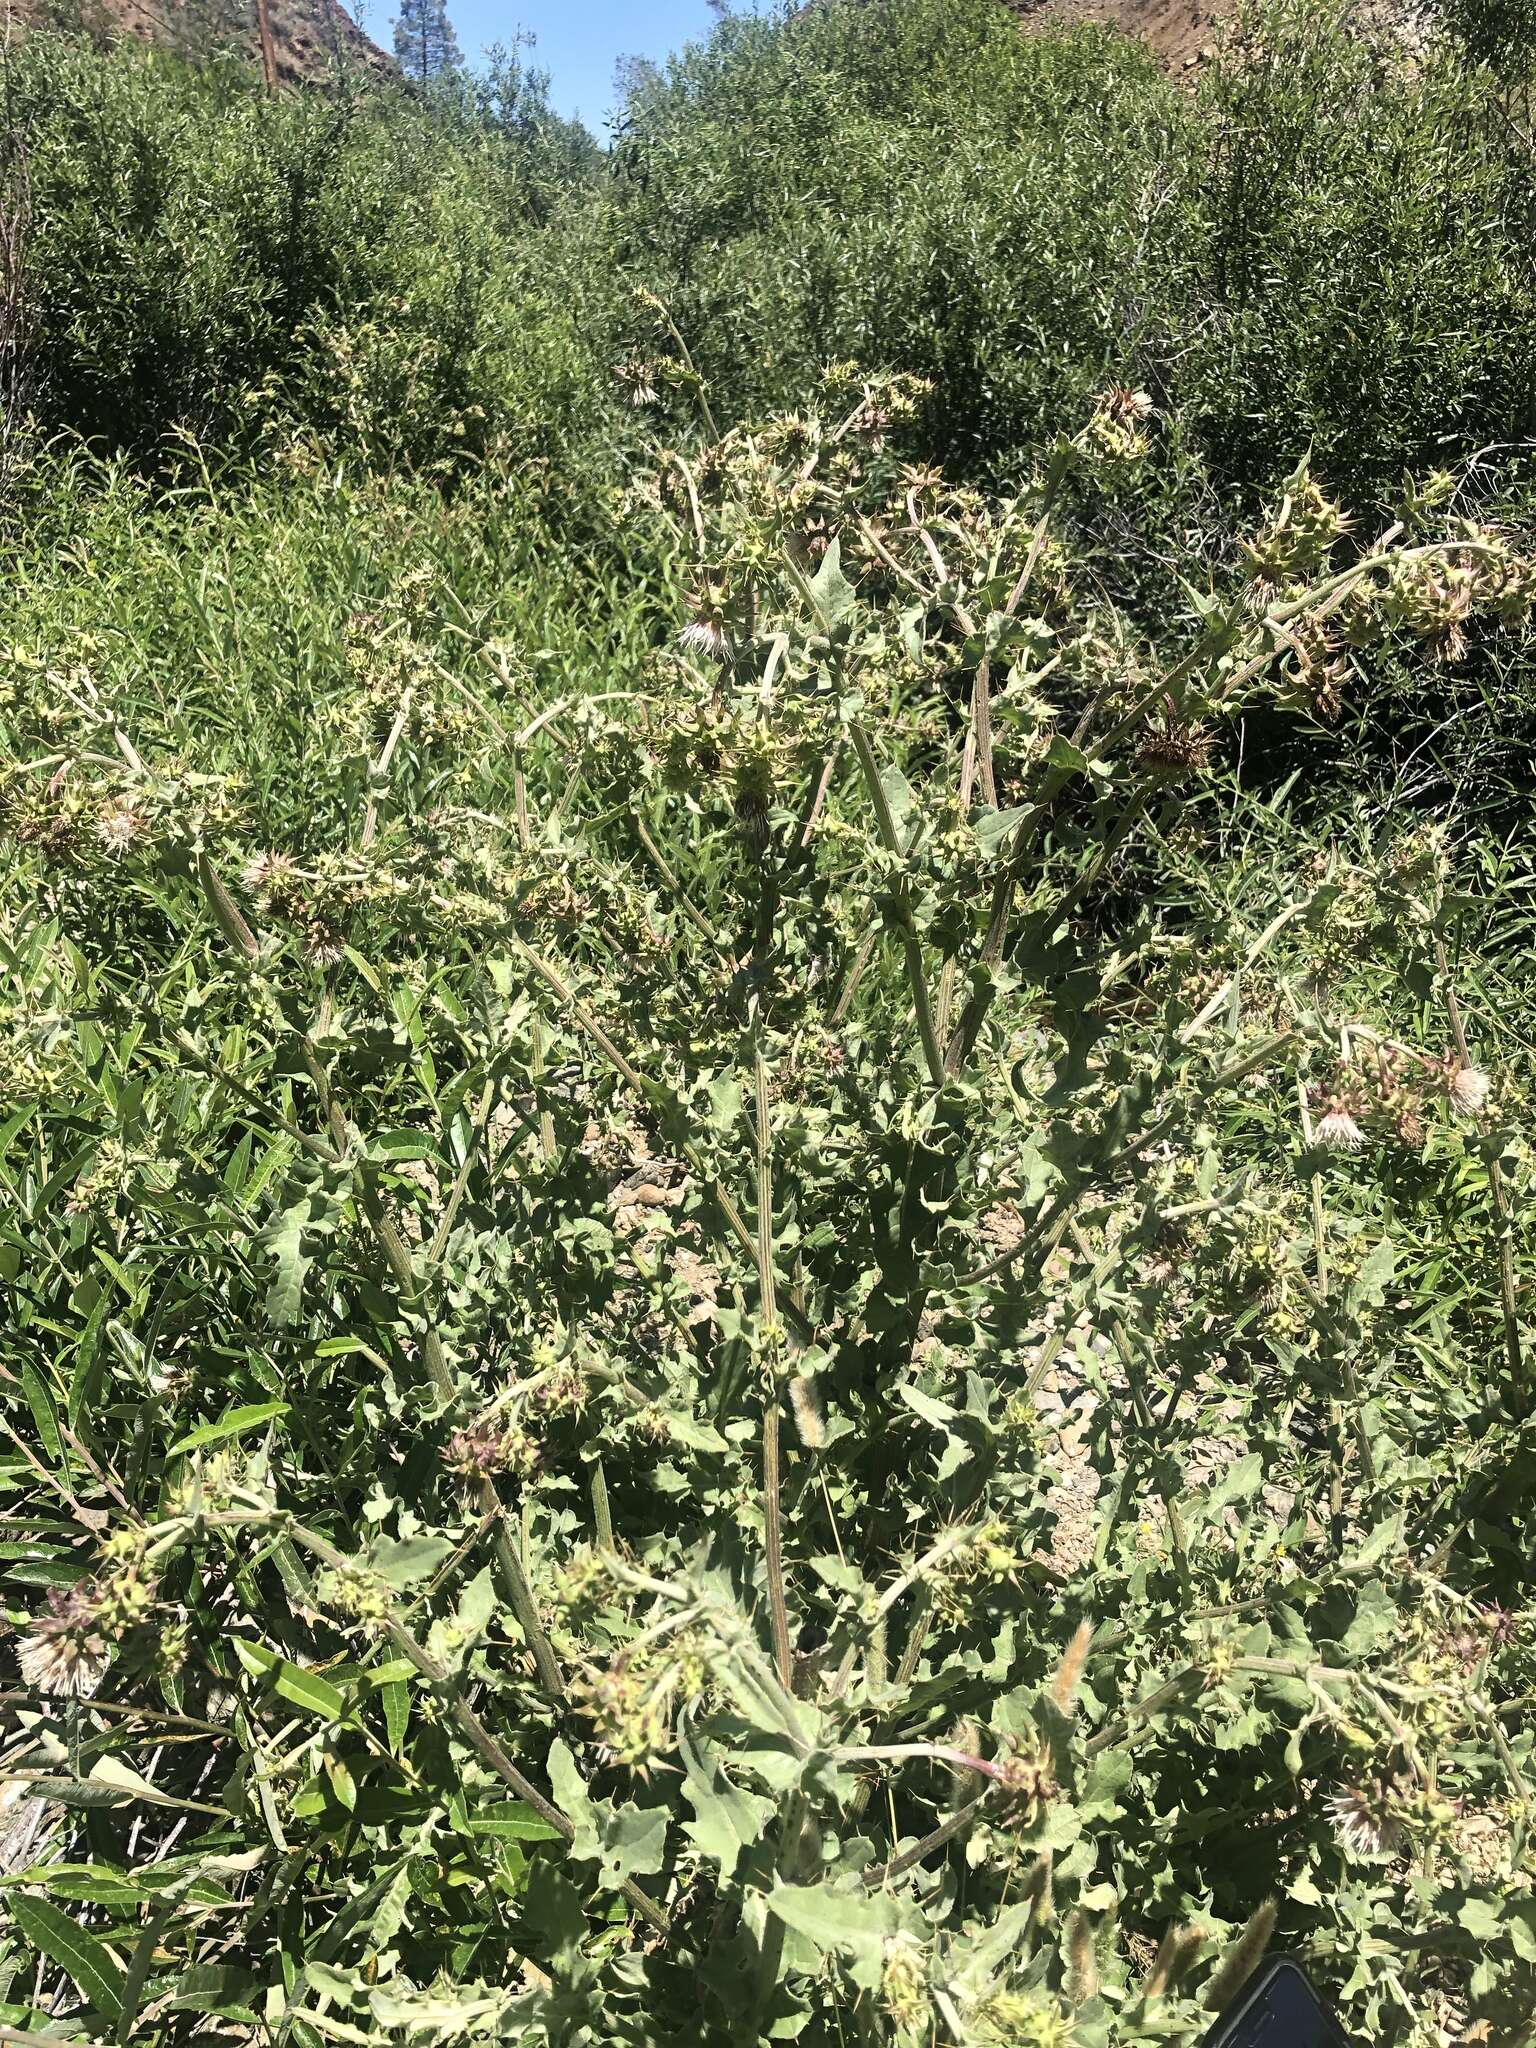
253, 0, 279, 89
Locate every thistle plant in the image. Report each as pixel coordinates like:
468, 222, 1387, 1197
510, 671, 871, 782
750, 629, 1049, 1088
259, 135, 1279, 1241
2, 378, 1534, 2047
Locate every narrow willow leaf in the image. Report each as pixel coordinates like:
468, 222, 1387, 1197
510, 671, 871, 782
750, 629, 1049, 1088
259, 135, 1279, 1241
11, 1894, 126, 2018
233, 1639, 345, 1720
67, 1284, 112, 1429
20, 1363, 61, 1462
165, 1965, 261, 2021
380, 1679, 409, 1755
169, 1400, 289, 1455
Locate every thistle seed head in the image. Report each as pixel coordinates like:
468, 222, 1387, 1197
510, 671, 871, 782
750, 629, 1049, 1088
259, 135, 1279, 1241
1137, 720, 1214, 781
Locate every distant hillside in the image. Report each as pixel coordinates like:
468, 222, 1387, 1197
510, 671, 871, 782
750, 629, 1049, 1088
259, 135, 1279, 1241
5, 0, 394, 86
1006, 0, 1227, 70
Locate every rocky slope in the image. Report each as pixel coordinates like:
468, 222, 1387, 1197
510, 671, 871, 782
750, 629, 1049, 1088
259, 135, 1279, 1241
1007, 0, 1229, 70
9, 0, 393, 86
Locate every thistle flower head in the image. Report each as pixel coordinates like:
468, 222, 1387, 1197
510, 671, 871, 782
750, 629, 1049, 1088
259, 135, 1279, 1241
1081, 391, 1152, 465
976, 1991, 1076, 2048
1328, 1781, 1405, 1859
1137, 719, 1214, 782
1395, 1103, 1426, 1149
679, 590, 730, 662
574, 1652, 674, 1773
242, 849, 297, 899
302, 916, 345, 967
528, 1361, 587, 1416
1315, 1095, 1366, 1151
734, 782, 771, 854
317, 1563, 392, 1624
991, 1746, 1056, 1825
443, 1412, 538, 1484
1101, 385, 1154, 424
899, 461, 946, 498
16, 1582, 110, 1697
93, 1529, 159, 1634
615, 356, 661, 407
851, 399, 895, 443
95, 801, 145, 856
1444, 1061, 1491, 1117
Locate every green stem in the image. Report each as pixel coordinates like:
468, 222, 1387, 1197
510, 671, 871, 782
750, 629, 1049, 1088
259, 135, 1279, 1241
848, 721, 945, 1088
863, 1795, 988, 1887
756, 1047, 793, 1690
1435, 935, 1525, 1404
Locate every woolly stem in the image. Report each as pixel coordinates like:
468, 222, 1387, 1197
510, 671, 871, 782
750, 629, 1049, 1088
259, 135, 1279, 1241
1436, 935, 1525, 1403
848, 721, 946, 1088
756, 1047, 793, 1690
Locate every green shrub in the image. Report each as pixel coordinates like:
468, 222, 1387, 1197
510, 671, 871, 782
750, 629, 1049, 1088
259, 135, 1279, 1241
1181, 0, 1536, 498
4, 34, 607, 467
15, 0, 1536, 512
608, 5, 1195, 477
604, 0, 1536, 507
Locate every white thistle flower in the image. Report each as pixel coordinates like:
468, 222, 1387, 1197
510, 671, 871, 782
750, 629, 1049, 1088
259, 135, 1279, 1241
1104, 385, 1154, 422
16, 1584, 110, 1698
1447, 1064, 1491, 1117
1328, 1784, 1404, 1859
1316, 1107, 1365, 1151
95, 804, 143, 857
679, 598, 730, 662
614, 357, 660, 407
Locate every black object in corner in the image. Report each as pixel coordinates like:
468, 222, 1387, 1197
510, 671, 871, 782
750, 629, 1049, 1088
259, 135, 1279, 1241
1202, 1960, 1352, 2048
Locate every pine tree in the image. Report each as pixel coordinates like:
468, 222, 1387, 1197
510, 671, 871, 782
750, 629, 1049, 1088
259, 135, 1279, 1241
392, 0, 463, 84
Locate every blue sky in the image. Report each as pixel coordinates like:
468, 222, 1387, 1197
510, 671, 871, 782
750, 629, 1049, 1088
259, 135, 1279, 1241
353, 0, 742, 130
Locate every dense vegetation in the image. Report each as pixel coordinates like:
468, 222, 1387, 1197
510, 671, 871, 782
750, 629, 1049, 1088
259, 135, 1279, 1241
3, 3, 1536, 2043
